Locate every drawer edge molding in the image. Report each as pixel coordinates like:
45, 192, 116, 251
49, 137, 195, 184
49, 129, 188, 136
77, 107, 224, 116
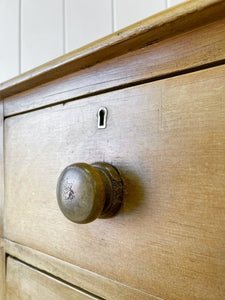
6, 257, 100, 300
4, 239, 161, 300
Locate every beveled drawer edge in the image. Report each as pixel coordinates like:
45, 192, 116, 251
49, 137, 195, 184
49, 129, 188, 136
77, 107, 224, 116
0, 0, 224, 98
4, 239, 161, 300
7, 256, 100, 300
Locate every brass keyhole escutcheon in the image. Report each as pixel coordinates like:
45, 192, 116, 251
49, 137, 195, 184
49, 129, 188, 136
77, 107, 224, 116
56, 162, 123, 224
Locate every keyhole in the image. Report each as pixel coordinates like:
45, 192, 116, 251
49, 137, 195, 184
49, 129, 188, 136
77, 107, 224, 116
98, 107, 107, 129
99, 110, 105, 126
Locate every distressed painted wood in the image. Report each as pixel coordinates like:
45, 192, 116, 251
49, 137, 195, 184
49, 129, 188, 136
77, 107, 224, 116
4, 65, 225, 300
1, 1, 225, 299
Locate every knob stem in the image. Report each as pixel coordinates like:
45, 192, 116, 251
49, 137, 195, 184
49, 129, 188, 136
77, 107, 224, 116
93, 163, 123, 219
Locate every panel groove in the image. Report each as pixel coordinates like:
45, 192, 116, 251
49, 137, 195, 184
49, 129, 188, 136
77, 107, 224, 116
6, 255, 105, 300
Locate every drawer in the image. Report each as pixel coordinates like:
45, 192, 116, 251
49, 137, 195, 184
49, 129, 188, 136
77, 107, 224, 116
4, 65, 225, 300
6, 257, 98, 299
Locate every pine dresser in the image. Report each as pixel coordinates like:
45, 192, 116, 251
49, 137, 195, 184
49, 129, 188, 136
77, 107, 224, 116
0, 0, 225, 299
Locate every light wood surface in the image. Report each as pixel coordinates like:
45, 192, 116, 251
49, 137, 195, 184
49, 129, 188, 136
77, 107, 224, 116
0, 0, 224, 98
3, 18, 225, 117
0, 101, 3, 237
5, 239, 158, 300
0, 238, 5, 300
4, 64, 225, 300
6, 257, 99, 300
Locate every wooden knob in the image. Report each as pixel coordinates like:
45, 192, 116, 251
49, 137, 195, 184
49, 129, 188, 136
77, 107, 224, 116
56, 162, 123, 224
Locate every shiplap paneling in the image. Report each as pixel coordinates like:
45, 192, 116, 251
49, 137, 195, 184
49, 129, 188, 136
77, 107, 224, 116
0, 0, 187, 83
21, 0, 64, 73
168, 0, 185, 7
0, 0, 19, 83
65, 0, 112, 53
114, 0, 166, 30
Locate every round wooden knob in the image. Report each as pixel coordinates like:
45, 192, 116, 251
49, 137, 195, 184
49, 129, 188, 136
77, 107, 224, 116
56, 162, 123, 224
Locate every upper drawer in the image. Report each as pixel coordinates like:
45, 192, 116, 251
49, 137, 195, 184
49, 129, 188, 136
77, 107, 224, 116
4, 64, 225, 300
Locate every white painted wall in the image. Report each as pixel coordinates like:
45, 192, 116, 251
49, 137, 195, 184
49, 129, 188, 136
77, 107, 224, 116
0, 0, 185, 83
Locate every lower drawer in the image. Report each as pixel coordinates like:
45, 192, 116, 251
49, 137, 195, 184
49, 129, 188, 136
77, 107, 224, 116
6, 257, 98, 300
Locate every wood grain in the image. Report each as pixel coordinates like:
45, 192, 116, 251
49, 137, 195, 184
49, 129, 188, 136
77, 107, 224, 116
4, 18, 225, 117
0, 0, 225, 98
5, 239, 158, 300
0, 238, 5, 300
0, 101, 3, 237
4, 65, 225, 300
6, 257, 99, 300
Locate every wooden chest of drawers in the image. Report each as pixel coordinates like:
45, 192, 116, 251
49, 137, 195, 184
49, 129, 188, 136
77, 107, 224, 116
0, 1, 225, 299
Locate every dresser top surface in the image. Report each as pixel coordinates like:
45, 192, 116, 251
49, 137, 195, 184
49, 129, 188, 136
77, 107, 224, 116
0, 0, 224, 98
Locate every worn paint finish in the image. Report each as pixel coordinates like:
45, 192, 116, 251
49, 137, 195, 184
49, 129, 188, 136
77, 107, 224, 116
4, 65, 225, 299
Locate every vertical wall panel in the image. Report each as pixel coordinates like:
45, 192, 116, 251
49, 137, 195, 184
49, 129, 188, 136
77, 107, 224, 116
114, 0, 166, 31
21, 0, 64, 73
0, 0, 19, 83
0, 0, 180, 78
168, 0, 185, 7
65, 0, 112, 53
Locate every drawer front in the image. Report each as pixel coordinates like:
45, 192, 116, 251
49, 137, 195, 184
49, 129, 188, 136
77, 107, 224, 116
6, 257, 97, 300
4, 65, 225, 300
